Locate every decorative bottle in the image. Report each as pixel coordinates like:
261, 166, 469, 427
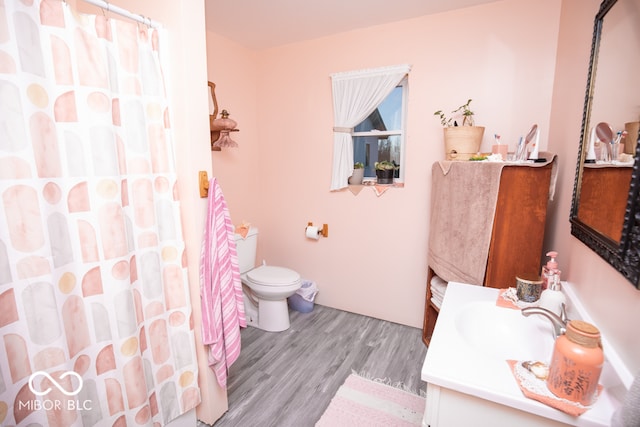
541, 251, 559, 290
546, 320, 604, 406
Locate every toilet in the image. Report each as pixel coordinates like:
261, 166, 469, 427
234, 227, 301, 332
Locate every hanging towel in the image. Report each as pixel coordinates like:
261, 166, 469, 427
200, 177, 247, 388
428, 161, 504, 285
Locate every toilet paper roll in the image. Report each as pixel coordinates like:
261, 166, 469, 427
305, 226, 320, 240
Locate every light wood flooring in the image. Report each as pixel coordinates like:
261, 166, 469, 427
203, 304, 428, 427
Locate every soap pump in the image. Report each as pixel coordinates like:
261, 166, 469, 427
541, 251, 559, 290
538, 274, 566, 317
538, 252, 566, 317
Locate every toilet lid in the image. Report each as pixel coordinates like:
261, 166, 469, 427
247, 265, 300, 286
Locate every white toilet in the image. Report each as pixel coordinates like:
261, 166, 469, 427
234, 227, 301, 332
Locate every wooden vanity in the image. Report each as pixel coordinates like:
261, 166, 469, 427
423, 160, 555, 345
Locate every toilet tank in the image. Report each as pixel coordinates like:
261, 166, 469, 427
234, 227, 258, 274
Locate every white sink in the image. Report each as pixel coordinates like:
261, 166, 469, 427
454, 301, 554, 361
422, 282, 630, 427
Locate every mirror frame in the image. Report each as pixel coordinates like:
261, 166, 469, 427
570, 0, 640, 289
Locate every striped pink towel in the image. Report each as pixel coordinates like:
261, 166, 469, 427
200, 177, 246, 387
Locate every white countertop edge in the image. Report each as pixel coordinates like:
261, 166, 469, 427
562, 281, 634, 390
422, 369, 616, 427
421, 371, 588, 424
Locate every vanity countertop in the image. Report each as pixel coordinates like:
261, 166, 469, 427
421, 281, 630, 427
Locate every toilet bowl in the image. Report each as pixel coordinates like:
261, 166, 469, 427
234, 227, 301, 332
242, 265, 301, 332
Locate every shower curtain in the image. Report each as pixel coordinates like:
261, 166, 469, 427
0, 1, 200, 426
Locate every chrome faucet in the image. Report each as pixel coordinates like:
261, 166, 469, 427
521, 304, 568, 339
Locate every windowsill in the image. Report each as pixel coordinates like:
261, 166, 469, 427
347, 180, 404, 196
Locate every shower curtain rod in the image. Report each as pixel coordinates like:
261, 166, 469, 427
80, 0, 161, 29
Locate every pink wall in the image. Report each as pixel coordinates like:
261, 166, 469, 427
208, 0, 640, 376
207, 0, 561, 327
548, 0, 640, 376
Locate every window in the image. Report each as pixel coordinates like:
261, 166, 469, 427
329, 64, 410, 191
352, 78, 407, 181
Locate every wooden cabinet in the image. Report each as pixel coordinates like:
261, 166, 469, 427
423, 163, 554, 345
577, 165, 632, 242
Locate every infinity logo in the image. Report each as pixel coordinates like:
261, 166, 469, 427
28, 371, 83, 396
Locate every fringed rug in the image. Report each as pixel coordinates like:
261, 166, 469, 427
316, 373, 426, 426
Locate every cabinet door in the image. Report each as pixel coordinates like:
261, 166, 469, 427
484, 164, 552, 288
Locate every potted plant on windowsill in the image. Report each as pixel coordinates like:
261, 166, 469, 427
348, 162, 365, 185
434, 99, 485, 160
374, 161, 397, 184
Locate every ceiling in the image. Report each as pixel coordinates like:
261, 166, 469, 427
205, 0, 499, 50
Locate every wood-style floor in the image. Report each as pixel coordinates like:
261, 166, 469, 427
203, 304, 428, 427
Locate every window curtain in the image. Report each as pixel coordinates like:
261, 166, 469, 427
330, 64, 411, 191
0, 1, 200, 426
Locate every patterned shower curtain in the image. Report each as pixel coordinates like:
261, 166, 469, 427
0, 1, 200, 426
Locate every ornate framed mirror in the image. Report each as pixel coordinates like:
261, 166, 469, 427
570, 0, 640, 289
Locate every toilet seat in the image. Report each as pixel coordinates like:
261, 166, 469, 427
246, 265, 300, 287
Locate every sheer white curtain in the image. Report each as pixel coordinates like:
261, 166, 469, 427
330, 64, 411, 191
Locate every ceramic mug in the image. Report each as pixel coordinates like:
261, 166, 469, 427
516, 276, 543, 302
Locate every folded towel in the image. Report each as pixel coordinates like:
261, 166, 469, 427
430, 286, 444, 298
430, 285, 445, 299
430, 275, 448, 294
429, 275, 447, 309
431, 294, 444, 308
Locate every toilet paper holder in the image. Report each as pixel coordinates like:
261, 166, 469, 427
307, 222, 329, 238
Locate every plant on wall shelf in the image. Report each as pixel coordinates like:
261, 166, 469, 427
434, 98, 475, 127
374, 161, 397, 170
433, 99, 485, 160
348, 162, 366, 185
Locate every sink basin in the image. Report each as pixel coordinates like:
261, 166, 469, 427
423, 282, 630, 427
454, 301, 554, 361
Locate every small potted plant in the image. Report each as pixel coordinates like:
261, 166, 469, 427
348, 162, 365, 185
374, 161, 397, 184
434, 99, 485, 160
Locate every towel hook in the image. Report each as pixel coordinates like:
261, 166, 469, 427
199, 171, 210, 198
